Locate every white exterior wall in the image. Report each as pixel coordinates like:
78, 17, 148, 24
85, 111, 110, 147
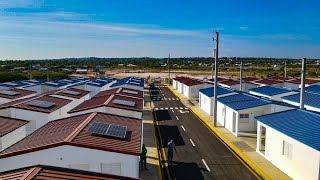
177, 82, 183, 94
0, 109, 11, 117
172, 80, 177, 89
183, 84, 205, 99
257, 122, 320, 180
283, 82, 299, 89
199, 93, 212, 115
249, 91, 298, 102
0, 125, 27, 152
220, 84, 240, 91
84, 85, 103, 98
282, 99, 320, 113
24, 85, 43, 94
0, 145, 139, 178
242, 83, 258, 92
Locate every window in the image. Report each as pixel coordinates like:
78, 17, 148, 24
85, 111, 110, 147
101, 163, 121, 175
282, 141, 293, 159
239, 114, 249, 118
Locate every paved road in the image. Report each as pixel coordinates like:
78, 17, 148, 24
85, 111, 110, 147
151, 85, 258, 180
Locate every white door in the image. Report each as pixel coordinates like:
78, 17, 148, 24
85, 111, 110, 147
232, 112, 236, 133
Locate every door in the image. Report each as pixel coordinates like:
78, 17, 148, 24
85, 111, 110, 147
232, 112, 236, 133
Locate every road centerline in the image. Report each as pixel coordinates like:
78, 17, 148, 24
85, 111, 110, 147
202, 159, 211, 172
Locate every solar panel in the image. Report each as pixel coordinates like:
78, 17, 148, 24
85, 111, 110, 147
88, 122, 127, 138
122, 89, 139, 95
26, 100, 56, 108
63, 90, 81, 96
0, 90, 20, 96
112, 99, 136, 107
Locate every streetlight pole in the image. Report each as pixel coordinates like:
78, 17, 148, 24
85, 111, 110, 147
168, 54, 171, 80
213, 32, 219, 127
240, 61, 243, 91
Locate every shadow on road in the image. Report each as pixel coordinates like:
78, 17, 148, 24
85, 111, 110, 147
155, 110, 173, 121
156, 125, 185, 147
169, 161, 206, 180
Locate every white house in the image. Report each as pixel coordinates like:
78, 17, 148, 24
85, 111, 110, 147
0, 117, 28, 152
284, 78, 320, 89
249, 86, 298, 101
68, 94, 143, 119
241, 77, 260, 92
256, 109, 320, 180
219, 79, 241, 90
172, 77, 185, 89
182, 79, 205, 99
252, 79, 283, 87
199, 86, 237, 115
282, 92, 320, 112
0, 165, 139, 180
0, 93, 73, 135
0, 88, 36, 104
0, 112, 142, 179
217, 93, 294, 136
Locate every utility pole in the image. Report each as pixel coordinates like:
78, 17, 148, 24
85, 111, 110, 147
213, 32, 219, 127
300, 58, 306, 109
240, 61, 243, 91
168, 54, 171, 80
29, 61, 33, 80
284, 62, 287, 77
211, 49, 215, 79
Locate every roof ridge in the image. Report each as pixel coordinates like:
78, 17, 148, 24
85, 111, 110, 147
116, 88, 122, 93
103, 94, 115, 105
64, 112, 97, 142
21, 167, 42, 180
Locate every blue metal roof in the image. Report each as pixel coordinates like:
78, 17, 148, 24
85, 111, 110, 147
304, 85, 320, 94
282, 92, 320, 109
199, 86, 234, 97
0, 81, 32, 88
43, 80, 69, 87
249, 86, 291, 96
110, 77, 144, 88
218, 93, 271, 110
256, 109, 320, 151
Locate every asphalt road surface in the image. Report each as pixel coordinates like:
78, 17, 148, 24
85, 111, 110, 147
151, 85, 258, 180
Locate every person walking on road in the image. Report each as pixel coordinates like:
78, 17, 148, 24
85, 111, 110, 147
167, 140, 177, 166
140, 144, 148, 170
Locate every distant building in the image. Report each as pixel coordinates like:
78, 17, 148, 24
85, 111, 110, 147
76, 69, 88, 74
256, 109, 320, 180
172, 77, 204, 99
252, 79, 283, 88
219, 79, 241, 90
284, 78, 320, 89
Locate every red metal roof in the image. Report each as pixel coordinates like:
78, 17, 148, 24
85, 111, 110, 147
0, 112, 142, 158
69, 94, 143, 114
286, 78, 320, 85
208, 77, 228, 82
270, 76, 296, 81
93, 87, 143, 99
174, 77, 203, 86
0, 165, 138, 180
253, 79, 283, 85
0, 88, 36, 100
219, 79, 240, 86
54, 88, 90, 99
0, 116, 28, 137
242, 77, 261, 83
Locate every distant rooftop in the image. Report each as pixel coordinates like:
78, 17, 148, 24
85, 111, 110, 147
110, 77, 144, 88
0, 88, 36, 100
219, 79, 240, 86
282, 92, 320, 109
249, 86, 292, 96
199, 86, 234, 97
253, 79, 283, 85
218, 93, 271, 110
256, 109, 320, 151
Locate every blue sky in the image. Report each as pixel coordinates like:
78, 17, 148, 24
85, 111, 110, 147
0, 0, 319, 59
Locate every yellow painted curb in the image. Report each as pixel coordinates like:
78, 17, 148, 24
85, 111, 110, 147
166, 85, 188, 101
148, 91, 163, 180
190, 107, 271, 180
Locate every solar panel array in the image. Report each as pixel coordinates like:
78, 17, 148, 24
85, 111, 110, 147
26, 100, 56, 108
130, 81, 140, 85
122, 89, 138, 95
112, 99, 136, 107
63, 90, 81, 96
0, 90, 20, 96
4, 82, 18, 86
88, 122, 127, 138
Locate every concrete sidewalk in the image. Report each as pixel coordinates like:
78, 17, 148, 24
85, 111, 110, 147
181, 99, 291, 180
140, 88, 161, 180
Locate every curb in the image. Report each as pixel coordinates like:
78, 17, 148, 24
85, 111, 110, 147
190, 107, 271, 180
166, 85, 188, 101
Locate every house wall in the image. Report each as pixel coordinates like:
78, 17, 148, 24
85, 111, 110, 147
84, 85, 103, 97
24, 85, 43, 94
0, 125, 27, 152
220, 84, 240, 91
243, 83, 258, 92
283, 82, 299, 89
177, 82, 183, 94
185, 84, 205, 99
172, 80, 177, 89
257, 122, 320, 180
199, 93, 212, 115
282, 100, 320, 113
0, 109, 11, 117
0, 145, 139, 178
